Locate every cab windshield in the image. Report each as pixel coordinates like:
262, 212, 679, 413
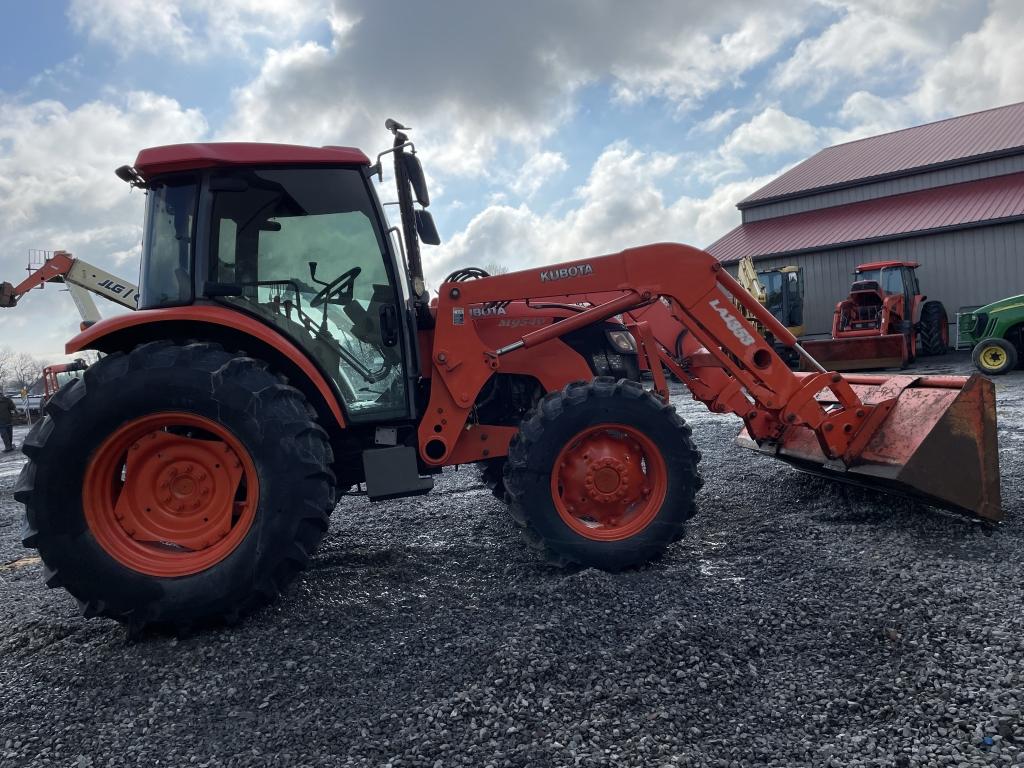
139, 178, 197, 308
208, 167, 407, 421
857, 267, 912, 296
760, 270, 803, 328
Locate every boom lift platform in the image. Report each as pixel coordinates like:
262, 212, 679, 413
1, 250, 139, 324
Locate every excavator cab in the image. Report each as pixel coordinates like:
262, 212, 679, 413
759, 266, 804, 336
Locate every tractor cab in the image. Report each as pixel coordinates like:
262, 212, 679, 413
127, 135, 439, 426
838, 261, 919, 332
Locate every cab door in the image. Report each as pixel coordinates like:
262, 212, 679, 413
207, 167, 411, 422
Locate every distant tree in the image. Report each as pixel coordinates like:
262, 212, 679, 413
12, 352, 44, 391
483, 262, 510, 276
0, 346, 11, 390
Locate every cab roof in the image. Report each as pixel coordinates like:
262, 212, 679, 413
856, 260, 919, 272
133, 142, 371, 178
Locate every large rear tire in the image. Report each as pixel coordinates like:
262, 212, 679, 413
503, 378, 702, 571
15, 341, 335, 632
919, 301, 949, 356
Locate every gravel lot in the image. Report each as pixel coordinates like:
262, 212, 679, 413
1, 353, 1021, 768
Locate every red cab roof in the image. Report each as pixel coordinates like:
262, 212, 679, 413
856, 261, 919, 271
133, 142, 370, 178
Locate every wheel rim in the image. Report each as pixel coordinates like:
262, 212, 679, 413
551, 423, 668, 541
83, 413, 259, 577
979, 345, 1005, 371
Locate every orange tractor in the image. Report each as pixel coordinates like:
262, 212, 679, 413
802, 261, 949, 371
15, 122, 1001, 632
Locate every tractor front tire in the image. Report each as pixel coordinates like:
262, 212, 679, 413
478, 458, 507, 501
503, 377, 702, 571
919, 301, 949, 356
972, 337, 1018, 375
15, 341, 335, 632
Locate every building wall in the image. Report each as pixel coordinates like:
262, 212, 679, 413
741, 154, 1024, 223
738, 220, 1024, 338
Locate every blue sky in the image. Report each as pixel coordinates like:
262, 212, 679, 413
0, 0, 1017, 361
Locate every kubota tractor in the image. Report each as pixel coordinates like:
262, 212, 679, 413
14, 122, 1002, 632
802, 261, 948, 371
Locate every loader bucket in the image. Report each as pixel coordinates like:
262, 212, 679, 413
799, 334, 909, 372
738, 373, 1002, 522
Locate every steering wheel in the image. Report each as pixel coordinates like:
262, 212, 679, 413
310, 266, 361, 308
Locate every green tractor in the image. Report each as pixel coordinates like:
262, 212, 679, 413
959, 294, 1024, 375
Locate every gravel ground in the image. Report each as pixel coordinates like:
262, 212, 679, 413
0, 353, 1021, 768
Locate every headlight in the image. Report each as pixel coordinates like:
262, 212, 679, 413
606, 330, 637, 353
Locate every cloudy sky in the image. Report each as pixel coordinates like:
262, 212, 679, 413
1, 0, 1021, 359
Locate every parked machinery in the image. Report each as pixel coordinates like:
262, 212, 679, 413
0, 250, 139, 324
41, 360, 89, 403
801, 261, 948, 371
958, 293, 1024, 375
13, 123, 1001, 632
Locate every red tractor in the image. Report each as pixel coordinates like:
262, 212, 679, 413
803, 261, 949, 371
41, 360, 89, 404
14, 122, 1001, 632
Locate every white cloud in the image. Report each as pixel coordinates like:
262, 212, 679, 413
426, 143, 772, 288
911, 0, 1024, 118
509, 152, 569, 198
0, 92, 207, 357
67, 0, 328, 60
220, 1, 813, 178
693, 108, 740, 134
691, 107, 821, 182
610, 9, 809, 110
772, 0, 981, 104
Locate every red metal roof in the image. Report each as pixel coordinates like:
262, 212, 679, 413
741, 101, 1024, 206
134, 143, 370, 177
708, 171, 1024, 263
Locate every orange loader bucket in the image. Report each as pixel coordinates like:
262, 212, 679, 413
738, 373, 1002, 522
799, 334, 908, 372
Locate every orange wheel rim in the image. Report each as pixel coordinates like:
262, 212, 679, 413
83, 413, 259, 577
551, 423, 668, 541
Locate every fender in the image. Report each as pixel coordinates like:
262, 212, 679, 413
66, 306, 346, 428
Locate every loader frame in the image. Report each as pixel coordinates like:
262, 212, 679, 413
420, 244, 878, 471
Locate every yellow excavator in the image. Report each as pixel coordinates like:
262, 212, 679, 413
735, 256, 805, 361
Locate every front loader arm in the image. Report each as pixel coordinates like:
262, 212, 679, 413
419, 243, 870, 468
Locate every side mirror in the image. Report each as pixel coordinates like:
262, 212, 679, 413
402, 153, 430, 207
415, 210, 441, 245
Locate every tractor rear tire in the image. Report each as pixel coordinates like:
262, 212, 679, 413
503, 377, 702, 571
15, 341, 335, 632
972, 337, 1018, 375
919, 301, 949, 356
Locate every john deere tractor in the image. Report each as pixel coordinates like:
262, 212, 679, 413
959, 293, 1024, 375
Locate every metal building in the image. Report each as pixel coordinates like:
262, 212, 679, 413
707, 101, 1024, 339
